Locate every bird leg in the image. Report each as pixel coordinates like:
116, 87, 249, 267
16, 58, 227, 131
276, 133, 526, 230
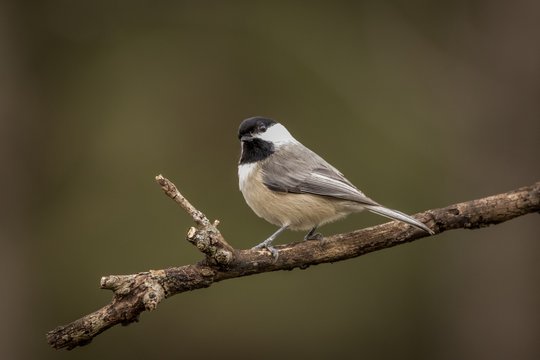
252, 225, 289, 259
304, 226, 323, 240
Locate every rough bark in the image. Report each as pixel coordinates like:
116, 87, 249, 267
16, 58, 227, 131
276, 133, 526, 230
46, 177, 540, 350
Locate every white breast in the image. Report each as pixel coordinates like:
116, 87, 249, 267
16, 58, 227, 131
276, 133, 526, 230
238, 162, 257, 191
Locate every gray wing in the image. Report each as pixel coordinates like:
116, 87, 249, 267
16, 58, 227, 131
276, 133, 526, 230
261, 143, 380, 206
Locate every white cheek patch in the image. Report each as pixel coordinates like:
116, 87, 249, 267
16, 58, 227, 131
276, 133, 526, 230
238, 163, 257, 191
257, 123, 297, 145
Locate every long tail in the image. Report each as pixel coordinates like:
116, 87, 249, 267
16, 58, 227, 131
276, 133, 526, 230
363, 205, 434, 235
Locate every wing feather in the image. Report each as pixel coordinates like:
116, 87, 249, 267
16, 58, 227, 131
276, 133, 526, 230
261, 143, 379, 206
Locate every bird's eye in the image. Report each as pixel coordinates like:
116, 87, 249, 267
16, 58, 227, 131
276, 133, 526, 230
259, 125, 267, 132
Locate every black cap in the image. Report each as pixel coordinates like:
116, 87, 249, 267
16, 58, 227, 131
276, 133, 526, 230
238, 116, 277, 139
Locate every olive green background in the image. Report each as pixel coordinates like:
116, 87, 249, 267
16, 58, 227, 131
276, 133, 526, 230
1, 1, 539, 359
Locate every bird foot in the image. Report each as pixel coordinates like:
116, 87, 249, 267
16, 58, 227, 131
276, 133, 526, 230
251, 243, 279, 260
304, 232, 323, 241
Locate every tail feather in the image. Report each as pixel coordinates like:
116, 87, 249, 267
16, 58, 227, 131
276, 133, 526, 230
364, 205, 434, 235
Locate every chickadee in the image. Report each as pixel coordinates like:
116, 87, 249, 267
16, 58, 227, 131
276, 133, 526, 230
238, 116, 434, 258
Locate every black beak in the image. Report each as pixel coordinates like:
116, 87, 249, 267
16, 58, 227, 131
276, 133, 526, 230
240, 134, 254, 142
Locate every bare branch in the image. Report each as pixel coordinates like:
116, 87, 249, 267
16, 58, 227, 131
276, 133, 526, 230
155, 174, 210, 227
46, 178, 540, 350
155, 174, 235, 267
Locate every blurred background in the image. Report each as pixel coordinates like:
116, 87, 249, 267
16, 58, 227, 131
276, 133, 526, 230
1, 1, 539, 359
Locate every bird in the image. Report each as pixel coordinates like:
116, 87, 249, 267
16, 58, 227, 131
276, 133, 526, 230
237, 116, 434, 258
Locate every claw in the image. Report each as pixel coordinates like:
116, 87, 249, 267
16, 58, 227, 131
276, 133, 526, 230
304, 226, 323, 241
267, 246, 279, 260
251, 243, 279, 260
251, 225, 288, 260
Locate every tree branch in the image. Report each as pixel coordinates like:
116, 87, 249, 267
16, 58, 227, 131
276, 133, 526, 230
46, 177, 540, 350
